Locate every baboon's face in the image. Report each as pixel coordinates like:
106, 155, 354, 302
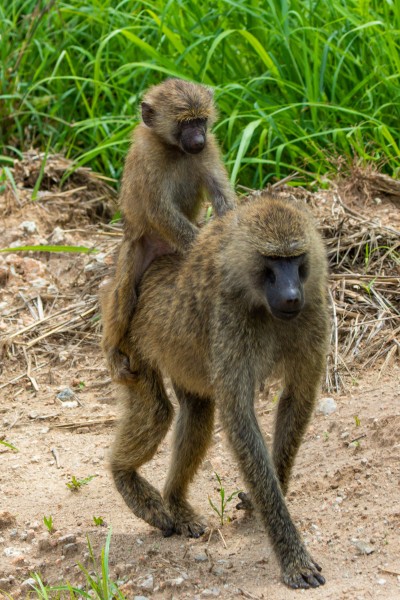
262, 254, 309, 320
176, 118, 207, 154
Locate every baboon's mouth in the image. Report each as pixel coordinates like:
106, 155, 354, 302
273, 309, 301, 321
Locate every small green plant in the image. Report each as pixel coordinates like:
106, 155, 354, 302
66, 475, 96, 492
93, 516, 105, 527
208, 473, 241, 526
0, 439, 18, 452
354, 415, 361, 427
28, 528, 127, 599
43, 515, 54, 534
78, 381, 86, 390
323, 431, 329, 442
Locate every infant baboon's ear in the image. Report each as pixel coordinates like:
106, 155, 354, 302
141, 102, 155, 126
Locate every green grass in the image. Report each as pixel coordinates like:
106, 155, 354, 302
1, 0, 400, 189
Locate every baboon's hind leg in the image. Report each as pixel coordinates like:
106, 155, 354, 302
163, 386, 215, 537
111, 369, 175, 536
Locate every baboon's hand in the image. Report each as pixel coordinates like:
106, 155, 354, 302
108, 348, 139, 384
235, 491, 254, 512
283, 554, 325, 589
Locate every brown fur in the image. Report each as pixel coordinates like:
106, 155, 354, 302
101, 78, 236, 383
110, 193, 330, 589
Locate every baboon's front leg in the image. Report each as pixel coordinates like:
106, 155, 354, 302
163, 386, 215, 537
217, 370, 325, 589
111, 369, 175, 536
273, 353, 325, 495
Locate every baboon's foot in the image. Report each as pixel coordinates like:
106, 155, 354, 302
113, 470, 175, 536
282, 552, 325, 589
108, 348, 140, 385
166, 498, 206, 538
235, 491, 254, 512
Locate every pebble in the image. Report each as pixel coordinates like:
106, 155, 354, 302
21, 578, 36, 591
139, 575, 154, 591
59, 534, 76, 545
166, 576, 185, 587
3, 547, 23, 557
352, 540, 374, 555
134, 597, 149, 600
50, 227, 66, 244
201, 588, 220, 597
316, 397, 337, 415
63, 543, 78, 556
37, 533, 53, 552
194, 552, 208, 562
57, 388, 76, 401
377, 578, 386, 585
20, 221, 37, 234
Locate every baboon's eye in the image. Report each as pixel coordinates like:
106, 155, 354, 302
264, 266, 276, 284
298, 255, 309, 281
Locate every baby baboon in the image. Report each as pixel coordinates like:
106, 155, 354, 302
111, 193, 329, 589
101, 78, 236, 384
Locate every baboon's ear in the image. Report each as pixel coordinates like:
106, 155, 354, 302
141, 102, 155, 126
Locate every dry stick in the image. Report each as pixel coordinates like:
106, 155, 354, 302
51, 447, 61, 468
25, 306, 96, 348
53, 418, 116, 430
329, 289, 340, 392
6, 302, 88, 341
347, 434, 367, 446
0, 362, 48, 390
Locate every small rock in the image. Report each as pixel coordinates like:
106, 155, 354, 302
59, 533, 77, 545
4, 547, 23, 557
20, 221, 37, 234
9, 529, 18, 539
316, 397, 337, 415
0, 512, 17, 530
29, 521, 40, 531
139, 575, 154, 591
63, 543, 78, 557
134, 597, 149, 600
31, 277, 50, 289
21, 578, 36, 592
194, 552, 208, 563
201, 588, 220, 597
377, 578, 386, 585
57, 388, 75, 401
166, 576, 185, 587
37, 534, 53, 552
50, 227, 66, 244
61, 400, 79, 409
19, 531, 28, 541
352, 540, 374, 555
340, 431, 350, 439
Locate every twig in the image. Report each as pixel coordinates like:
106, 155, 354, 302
53, 417, 116, 430
0, 362, 48, 389
347, 433, 367, 446
51, 447, 61, 468
217, 527, 227, 549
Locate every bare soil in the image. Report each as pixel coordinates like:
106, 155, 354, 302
0, 171, 399, 600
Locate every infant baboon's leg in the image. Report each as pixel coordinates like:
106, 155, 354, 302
111, 368, 175, 536
163, 386, 215, 538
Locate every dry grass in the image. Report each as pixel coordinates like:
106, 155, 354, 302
1, 155, 399, 392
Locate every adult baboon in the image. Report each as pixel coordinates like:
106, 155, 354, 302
101, 78, 236, 384
111, 193, 329, 589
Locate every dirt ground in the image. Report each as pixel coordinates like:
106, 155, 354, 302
0, 165, 399, 599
